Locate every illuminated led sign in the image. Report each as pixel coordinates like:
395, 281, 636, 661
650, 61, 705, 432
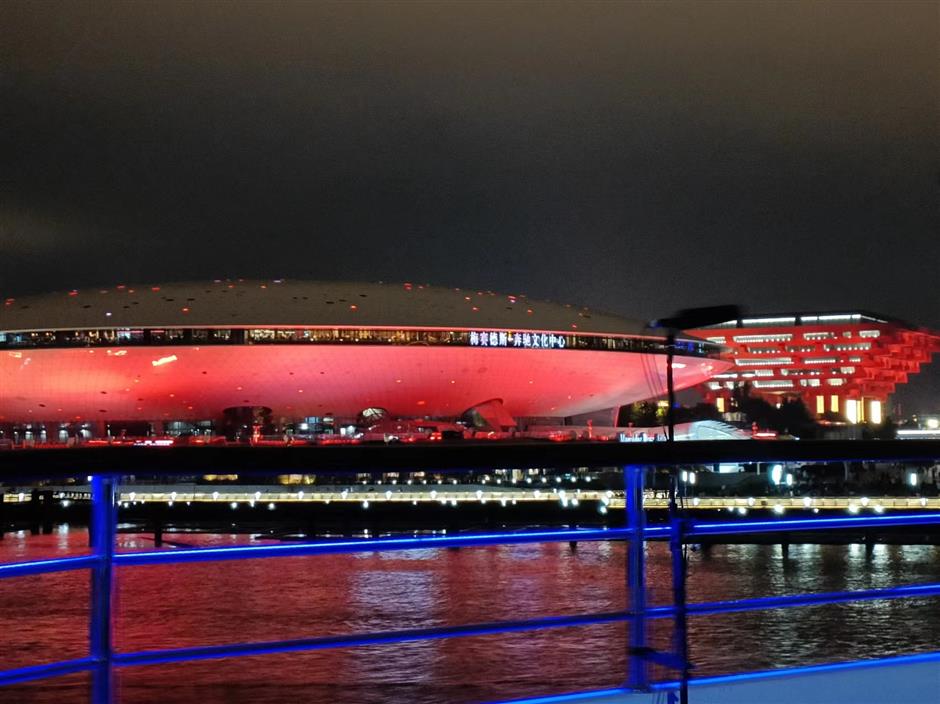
469, 330, 566, 349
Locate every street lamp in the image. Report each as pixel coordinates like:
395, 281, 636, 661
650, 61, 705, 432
647, 305, 740, 704
649, 305, 742, 443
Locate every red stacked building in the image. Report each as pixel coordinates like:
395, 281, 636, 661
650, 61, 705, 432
689, 312, 940, 423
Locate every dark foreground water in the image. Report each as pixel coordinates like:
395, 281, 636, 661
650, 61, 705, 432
1, 528, 938, 703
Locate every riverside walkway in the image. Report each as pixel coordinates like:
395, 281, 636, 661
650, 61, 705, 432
8, 484, 940, 512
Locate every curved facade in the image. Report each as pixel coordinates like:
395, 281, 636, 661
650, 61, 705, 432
0, 280, 729, 424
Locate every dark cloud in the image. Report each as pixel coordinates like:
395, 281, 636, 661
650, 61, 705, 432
2, 0, 938, 409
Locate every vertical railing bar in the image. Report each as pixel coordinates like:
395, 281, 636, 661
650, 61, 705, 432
670, 513, 690, 704
625, 465, 648, 690
90, 475, 116, 704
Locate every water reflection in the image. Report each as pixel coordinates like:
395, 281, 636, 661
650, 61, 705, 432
0, 531, 937, 703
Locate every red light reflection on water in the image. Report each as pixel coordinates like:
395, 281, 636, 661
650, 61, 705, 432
0, 532, 939, 703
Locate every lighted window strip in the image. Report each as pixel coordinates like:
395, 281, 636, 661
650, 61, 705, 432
0, 327, 721, 358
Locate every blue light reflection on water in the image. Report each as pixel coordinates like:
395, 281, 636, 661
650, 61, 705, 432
0, 530, 937, 703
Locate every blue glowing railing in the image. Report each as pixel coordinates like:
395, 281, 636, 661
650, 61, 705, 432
2, 446, 940, 703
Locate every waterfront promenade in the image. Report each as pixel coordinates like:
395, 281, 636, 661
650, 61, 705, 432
8, 483, 940, 512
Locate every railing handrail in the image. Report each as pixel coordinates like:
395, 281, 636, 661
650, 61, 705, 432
4, 509, 940, 577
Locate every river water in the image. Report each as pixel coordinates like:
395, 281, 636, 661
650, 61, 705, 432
1, 528, 938, 703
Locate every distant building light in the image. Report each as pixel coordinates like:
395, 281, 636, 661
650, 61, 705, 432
741, 317, 796, 325
151, 355, 178, 367
898, 429, 940, 438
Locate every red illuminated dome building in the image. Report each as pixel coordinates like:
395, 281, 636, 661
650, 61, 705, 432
689, 312, 940, 424
0, 280, 727, 441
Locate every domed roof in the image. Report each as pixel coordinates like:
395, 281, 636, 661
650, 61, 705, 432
1, 280, 650, 336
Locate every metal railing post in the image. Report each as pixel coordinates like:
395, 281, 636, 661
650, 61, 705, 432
90, 475, 116, 704
670, 514, 690, 704
625, 465, 648, 690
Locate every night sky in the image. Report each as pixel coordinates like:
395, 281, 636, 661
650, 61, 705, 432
2, 1, 938, 411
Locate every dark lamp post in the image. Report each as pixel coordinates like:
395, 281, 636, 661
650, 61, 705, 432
648, 305, 740, 704
649, 305, 742, 443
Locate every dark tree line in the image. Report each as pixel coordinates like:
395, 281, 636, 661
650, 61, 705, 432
618, 383, 896, 440
729, 384, 813, 434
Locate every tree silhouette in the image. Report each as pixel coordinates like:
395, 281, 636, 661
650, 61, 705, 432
731, 382, 818, 437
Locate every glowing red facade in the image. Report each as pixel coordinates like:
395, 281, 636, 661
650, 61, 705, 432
689, 312, 940, 422
0, 280, 728, 429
